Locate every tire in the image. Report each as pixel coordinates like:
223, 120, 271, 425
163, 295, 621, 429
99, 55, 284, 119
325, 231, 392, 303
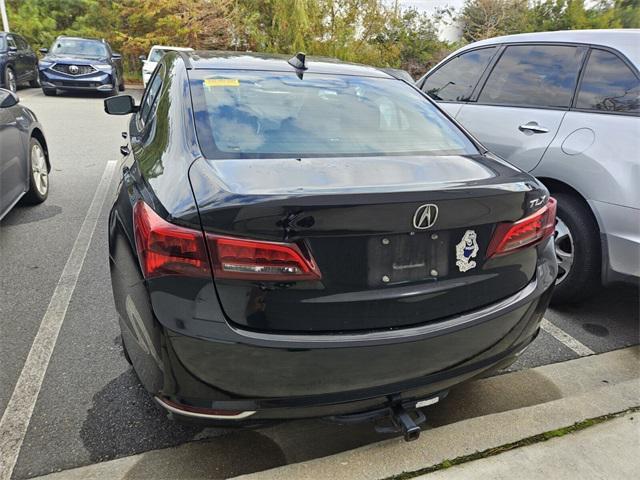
122, 337, 133, 365
42, 88, 56, 96
119, 79, 125, 92
29, 67, 40, 87
109, 74, 119, 96
550, 192, 601, 305
23, 137, 49, 204
4, 66, 17, 93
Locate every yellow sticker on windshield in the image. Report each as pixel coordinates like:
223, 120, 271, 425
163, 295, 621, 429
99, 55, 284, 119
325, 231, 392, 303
204, 78, 240, 87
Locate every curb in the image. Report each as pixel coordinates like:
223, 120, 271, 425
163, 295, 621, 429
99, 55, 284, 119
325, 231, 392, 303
31, 347, 639, 480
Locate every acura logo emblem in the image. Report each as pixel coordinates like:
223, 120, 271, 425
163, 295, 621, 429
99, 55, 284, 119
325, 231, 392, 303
413, 204, 439, 230
69, 65, 79, 74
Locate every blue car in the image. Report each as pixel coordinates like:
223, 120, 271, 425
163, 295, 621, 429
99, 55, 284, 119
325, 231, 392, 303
0, 32, 39, 92
38, 36, 125, 96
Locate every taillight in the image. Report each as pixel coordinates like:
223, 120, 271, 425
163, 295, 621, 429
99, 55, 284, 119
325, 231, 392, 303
486, 197, 557, 258
133, 201, 210, 278
207, 236, 321, 281
133, 201, 321, 281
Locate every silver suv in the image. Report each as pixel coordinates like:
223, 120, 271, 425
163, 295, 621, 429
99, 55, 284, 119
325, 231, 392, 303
419, 29, 640, 303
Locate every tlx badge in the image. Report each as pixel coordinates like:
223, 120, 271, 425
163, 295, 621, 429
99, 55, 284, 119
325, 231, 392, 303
455, 230, 479, 272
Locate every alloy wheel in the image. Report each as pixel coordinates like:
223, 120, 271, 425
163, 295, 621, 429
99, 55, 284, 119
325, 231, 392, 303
31, 143, 49, 196
554, 216, 574, 284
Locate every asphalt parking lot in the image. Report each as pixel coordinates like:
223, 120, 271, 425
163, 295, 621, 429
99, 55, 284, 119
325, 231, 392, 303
1, 87, 638, 480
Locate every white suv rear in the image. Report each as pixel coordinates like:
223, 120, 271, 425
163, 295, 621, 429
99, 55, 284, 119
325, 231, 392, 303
141, 45, 193, 86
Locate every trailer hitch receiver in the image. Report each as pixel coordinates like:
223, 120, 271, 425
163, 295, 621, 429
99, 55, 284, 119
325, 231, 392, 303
376, 404, 426, 442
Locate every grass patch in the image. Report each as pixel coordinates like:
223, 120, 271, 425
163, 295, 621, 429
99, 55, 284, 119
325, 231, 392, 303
123, 71, 143, 85
388, 406, 639, 480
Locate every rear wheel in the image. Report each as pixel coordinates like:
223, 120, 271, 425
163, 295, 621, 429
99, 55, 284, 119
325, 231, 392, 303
4, 67, 17, 93
550, 192, 601, 305
29, 67, 40, 87
23, 138, 49, 204
109, 74, 119, 96
121, 336, 133, 365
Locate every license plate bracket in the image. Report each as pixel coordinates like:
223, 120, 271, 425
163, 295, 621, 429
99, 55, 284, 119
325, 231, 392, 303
367, 232, 450, 286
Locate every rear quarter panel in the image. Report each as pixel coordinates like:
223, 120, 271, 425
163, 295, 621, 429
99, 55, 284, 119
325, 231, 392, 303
532, 111, 640, 209
108, 53, 205, 392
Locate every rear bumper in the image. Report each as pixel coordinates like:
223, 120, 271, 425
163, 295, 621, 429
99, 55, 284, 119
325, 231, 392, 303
145, 240, 557, 423
39, 68, 115, 91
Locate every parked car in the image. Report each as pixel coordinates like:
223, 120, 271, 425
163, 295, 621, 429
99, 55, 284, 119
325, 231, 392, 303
103, 51, 557, 439
0, 89, 50, 219
38, 36, 124, 96
419, 29, 640, 304
0, 32, 39, 92
140, 45, 193, 86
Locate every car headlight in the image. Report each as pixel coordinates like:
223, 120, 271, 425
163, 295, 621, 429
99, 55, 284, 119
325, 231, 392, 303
93, 64, 112, 70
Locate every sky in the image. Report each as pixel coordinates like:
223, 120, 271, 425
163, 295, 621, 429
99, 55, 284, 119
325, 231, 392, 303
399, 0, 466, 12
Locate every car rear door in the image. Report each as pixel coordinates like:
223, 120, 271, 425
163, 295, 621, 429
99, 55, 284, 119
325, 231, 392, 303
15, 35, 37, 81
420, 46, 499, 119
454, 44, 587, 172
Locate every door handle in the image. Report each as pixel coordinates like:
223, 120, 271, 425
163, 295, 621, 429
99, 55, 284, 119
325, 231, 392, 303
120, 145, 130, 156
519, 122, 549, 134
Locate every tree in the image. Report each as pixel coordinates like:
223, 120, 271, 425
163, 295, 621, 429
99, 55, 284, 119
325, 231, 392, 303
459, 0, 530, 42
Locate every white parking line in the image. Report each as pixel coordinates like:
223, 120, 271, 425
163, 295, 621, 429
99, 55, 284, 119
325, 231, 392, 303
541, 318, 595, 357
0, 160, 116, 480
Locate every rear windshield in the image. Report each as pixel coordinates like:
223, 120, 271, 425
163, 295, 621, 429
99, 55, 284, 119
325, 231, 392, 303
149, 49, 170, 62
190, 70, 478, 159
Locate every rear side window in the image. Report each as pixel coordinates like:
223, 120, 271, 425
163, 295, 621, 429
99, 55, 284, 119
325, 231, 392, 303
139, 68, 163, 128
422, 47, 496, 102
478, 45, 583, 108
576, 49, 640, 114
149, 49, 168, 62
190, 71, 478, 159
14, 36, 28, 50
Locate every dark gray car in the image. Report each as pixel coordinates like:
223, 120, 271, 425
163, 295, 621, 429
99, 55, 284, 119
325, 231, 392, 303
0, 88, 50, 219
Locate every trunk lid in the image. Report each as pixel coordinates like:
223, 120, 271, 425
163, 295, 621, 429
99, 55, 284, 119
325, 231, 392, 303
189, 154, 545, 333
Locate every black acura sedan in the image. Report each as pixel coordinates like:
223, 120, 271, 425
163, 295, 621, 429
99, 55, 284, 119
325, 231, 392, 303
104, 51, 557, 439
39, 36, 124, 96
0, 88, 50, 220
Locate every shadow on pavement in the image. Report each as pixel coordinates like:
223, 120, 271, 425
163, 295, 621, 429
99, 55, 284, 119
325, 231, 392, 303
80, 370, 214, 463
1, 204, 62, 226
80, 363, 565, 478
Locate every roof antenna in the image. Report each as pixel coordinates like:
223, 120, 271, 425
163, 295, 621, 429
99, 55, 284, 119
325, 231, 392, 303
288, 52, 307, 79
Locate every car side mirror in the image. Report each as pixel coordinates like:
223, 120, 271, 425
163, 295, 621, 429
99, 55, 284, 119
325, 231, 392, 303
104, 95, 138, 115
0, 88, 19, 108
112, 52, 122, 60
8, 45, 17, 52
139, 55, 147, 62
39, 48, 48, 54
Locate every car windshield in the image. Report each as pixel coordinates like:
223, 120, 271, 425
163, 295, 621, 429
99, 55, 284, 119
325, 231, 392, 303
51, 38, 108, 57
149, 49, 170, 62
190, 70, 478, 159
